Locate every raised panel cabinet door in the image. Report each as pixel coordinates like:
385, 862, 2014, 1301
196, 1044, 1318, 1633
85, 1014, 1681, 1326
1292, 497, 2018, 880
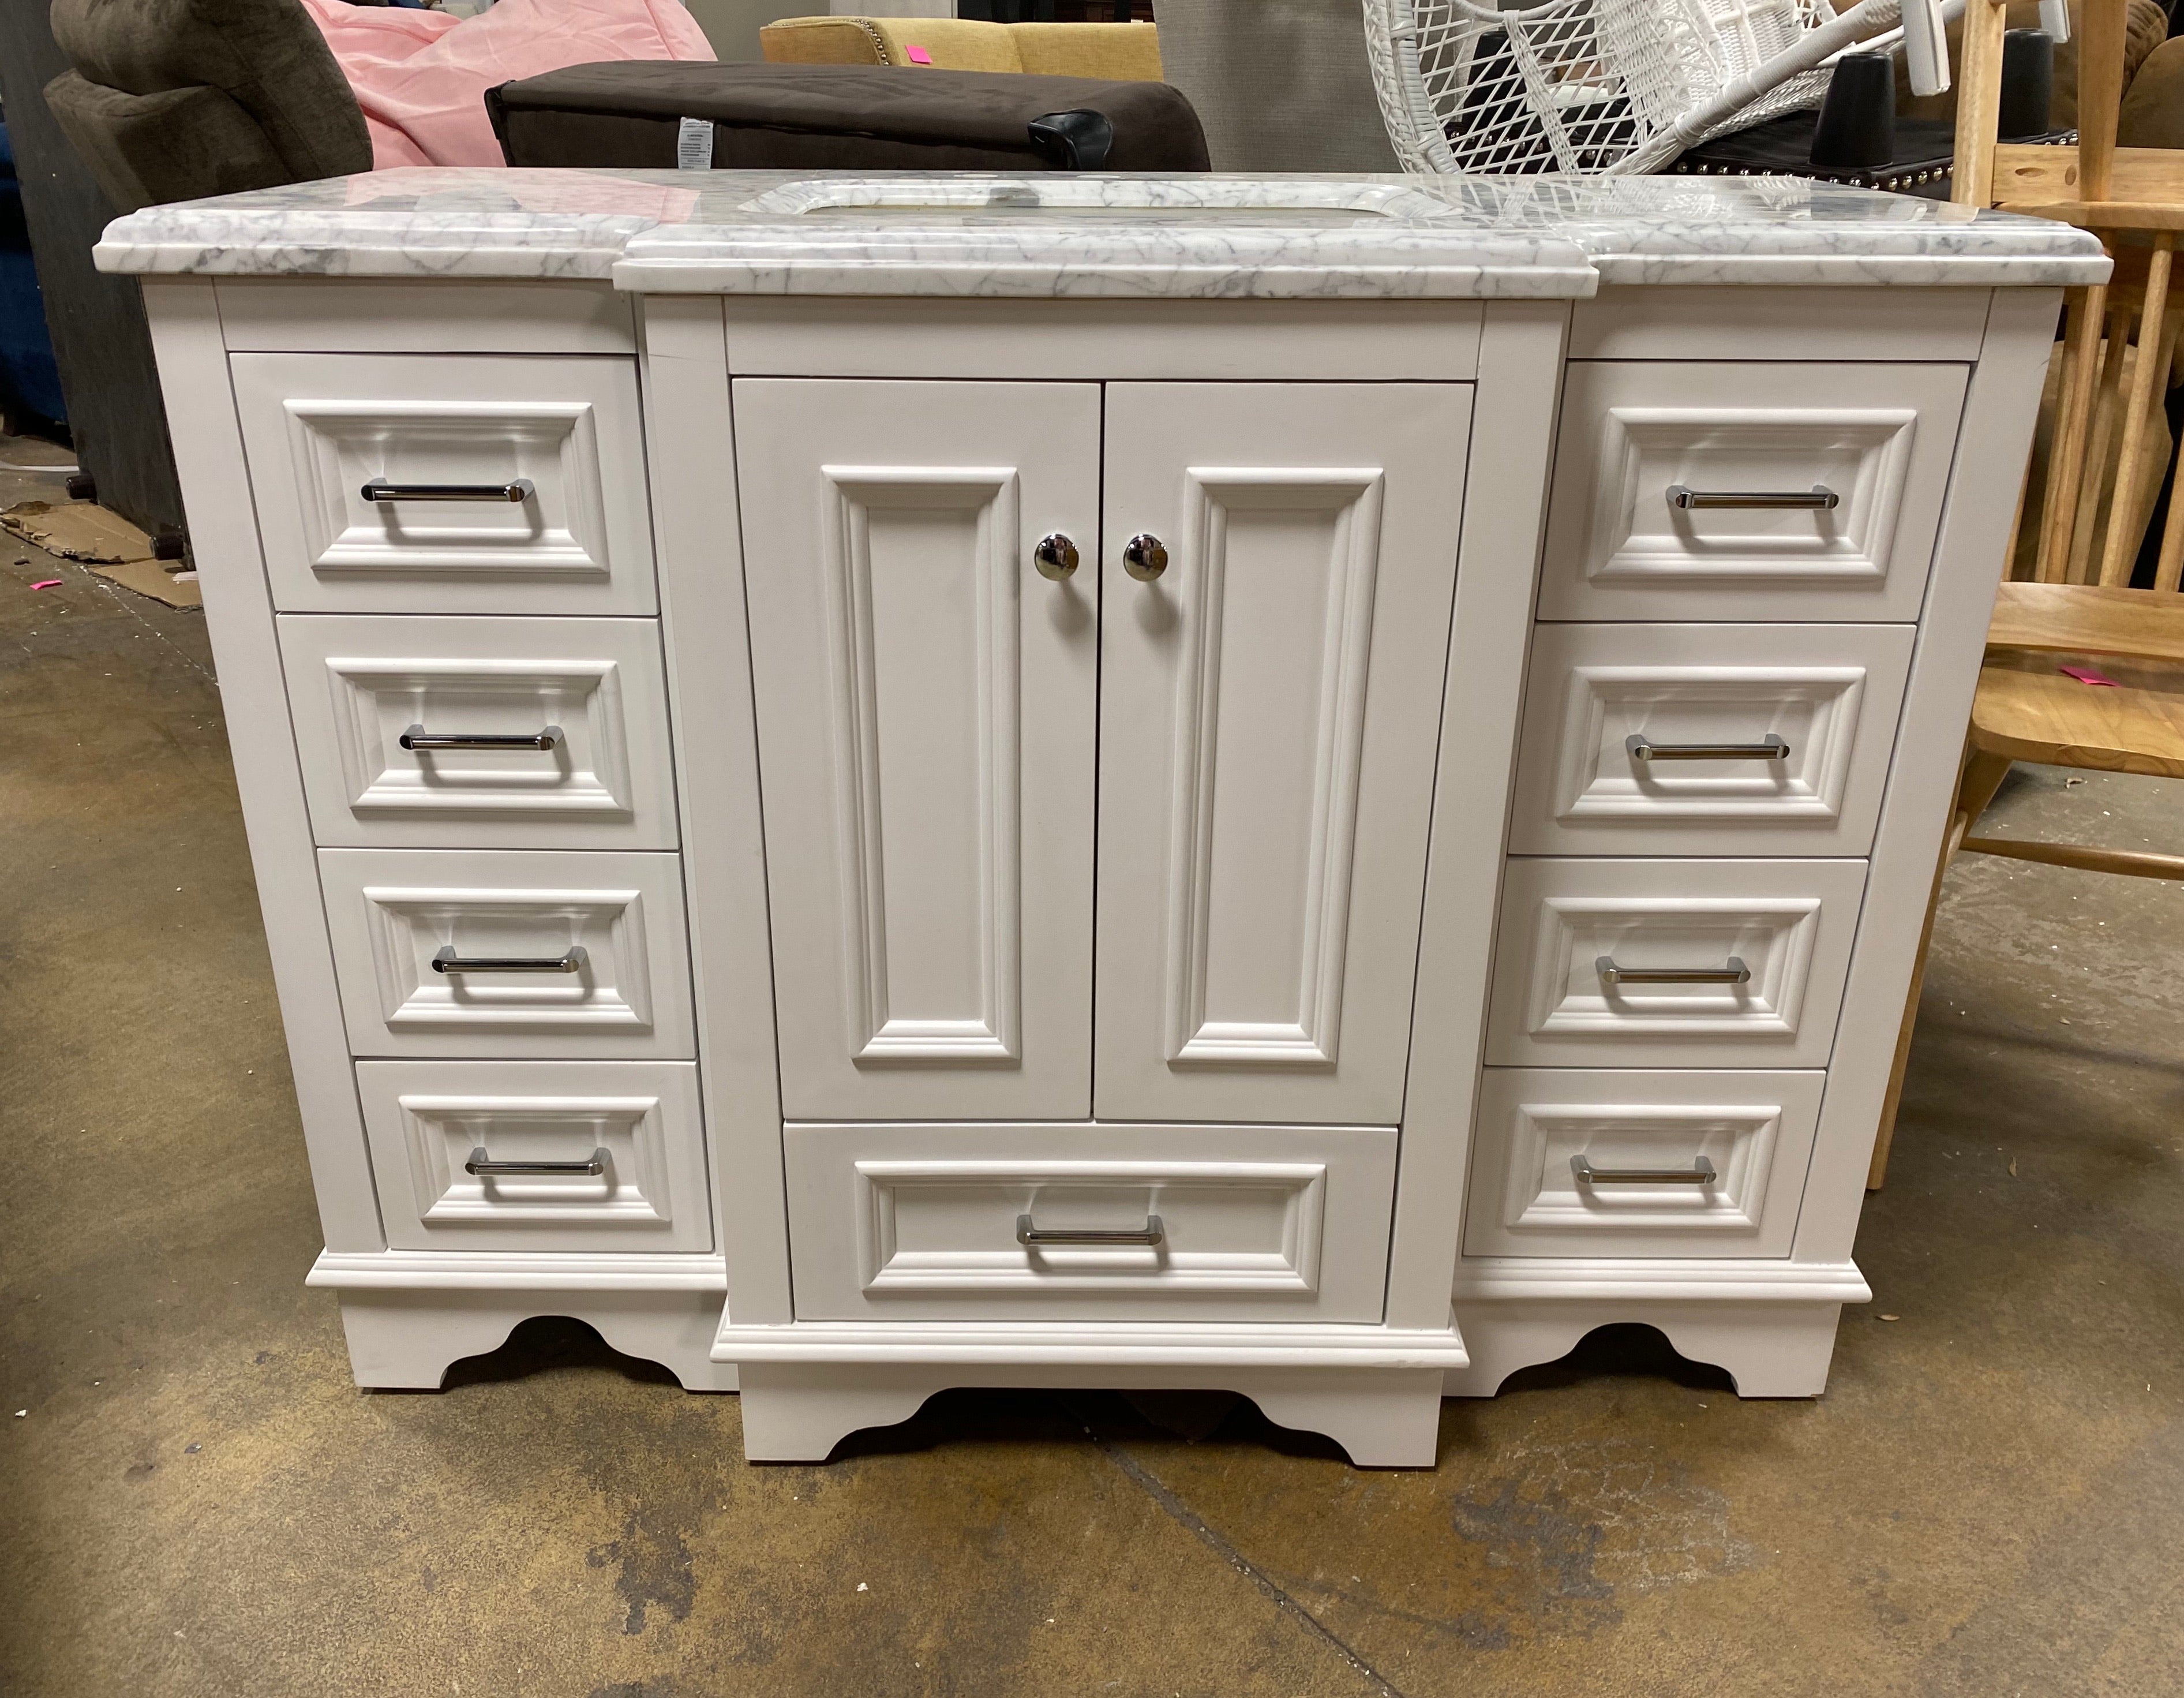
1096, 382, 1474, 1124
735, 379, 1101, 1120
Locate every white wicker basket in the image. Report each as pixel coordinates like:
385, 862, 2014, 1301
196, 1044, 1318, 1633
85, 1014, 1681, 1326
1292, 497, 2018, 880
1363, 0, 1923, 177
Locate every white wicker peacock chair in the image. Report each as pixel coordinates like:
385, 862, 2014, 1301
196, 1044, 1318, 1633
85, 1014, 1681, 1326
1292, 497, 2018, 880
1359, 0, 2015, 176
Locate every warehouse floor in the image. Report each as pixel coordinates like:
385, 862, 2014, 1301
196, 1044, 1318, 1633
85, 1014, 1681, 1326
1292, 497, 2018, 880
5, 453, 2181, 1698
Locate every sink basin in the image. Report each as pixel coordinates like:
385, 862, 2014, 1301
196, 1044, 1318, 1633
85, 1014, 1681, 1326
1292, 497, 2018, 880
740, 177, 1461, 223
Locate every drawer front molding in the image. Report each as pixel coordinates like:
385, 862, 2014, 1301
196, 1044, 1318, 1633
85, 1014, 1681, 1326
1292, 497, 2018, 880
357, 1060, 711, 1252
319, 848, 694, 1057
1541, 361, 1968, 621
1511, 623, 1915, 855
784, 1121, 1397, 1323
1488, 859, 1866, 1067
278, 615, 676, 848
231, 351, 657, 614
1467, 1068, 1825, 1258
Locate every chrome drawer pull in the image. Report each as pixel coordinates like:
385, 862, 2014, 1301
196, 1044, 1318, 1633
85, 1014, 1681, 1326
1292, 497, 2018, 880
466, 1147, 608, 1177
1667, 483, 1839, 511
1016, 1213, 1165, 1247
361, 477, 535, 504
1597, 955, 1750, 986
400, 724, 562, 753
431, 945, 586, 975
1627, 732, 1789, 762
1572, 1154, 1717, 1187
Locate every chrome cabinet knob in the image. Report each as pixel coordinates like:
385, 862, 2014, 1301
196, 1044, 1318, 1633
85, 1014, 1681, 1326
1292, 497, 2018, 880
1033, 532, 1080, 581
1123, 533, 1168, 582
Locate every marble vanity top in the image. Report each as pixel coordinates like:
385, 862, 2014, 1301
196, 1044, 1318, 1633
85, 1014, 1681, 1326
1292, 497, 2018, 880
96, 167, 2108, 297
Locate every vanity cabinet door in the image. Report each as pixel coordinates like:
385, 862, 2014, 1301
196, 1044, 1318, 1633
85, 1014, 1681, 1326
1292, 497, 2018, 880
736, 379, 1101, 1120
1094, 383, 1472, 1124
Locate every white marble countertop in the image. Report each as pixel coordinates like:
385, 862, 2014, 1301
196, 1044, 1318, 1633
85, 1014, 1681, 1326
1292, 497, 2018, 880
95, 168, 2109, 297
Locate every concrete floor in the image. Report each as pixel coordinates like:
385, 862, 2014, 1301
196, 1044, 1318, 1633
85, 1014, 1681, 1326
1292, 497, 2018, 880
4, 451, 2181, 1698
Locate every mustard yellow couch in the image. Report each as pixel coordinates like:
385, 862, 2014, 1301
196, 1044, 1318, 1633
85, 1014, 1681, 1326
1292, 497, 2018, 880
759, 17, 1163, 82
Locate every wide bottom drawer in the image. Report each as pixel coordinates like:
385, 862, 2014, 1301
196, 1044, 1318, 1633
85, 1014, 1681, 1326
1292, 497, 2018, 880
785, 1122, 1397, 1323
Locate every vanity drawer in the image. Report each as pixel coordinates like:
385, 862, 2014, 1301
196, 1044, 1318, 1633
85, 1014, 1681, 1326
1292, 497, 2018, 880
1486, 858, 1865, 1068
230, 351, 657, 615
1466, 1068, 1823, 1258
1539, 361, 1967, 623
319, 847, 694, 1059
279, 615, 678, 850
1509, 623, 1913, 856
356, 1060, 711, 1252
784, 1121, 1396, 1323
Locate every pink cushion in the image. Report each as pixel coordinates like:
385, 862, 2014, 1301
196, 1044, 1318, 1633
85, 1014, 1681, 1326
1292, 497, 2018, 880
298, 0, 715, 169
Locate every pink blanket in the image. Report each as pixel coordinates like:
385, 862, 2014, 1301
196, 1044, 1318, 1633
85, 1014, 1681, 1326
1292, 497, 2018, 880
298, 0, 715, 169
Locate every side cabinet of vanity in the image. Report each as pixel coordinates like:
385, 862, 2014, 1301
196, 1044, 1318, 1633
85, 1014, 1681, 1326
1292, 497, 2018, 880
108, 172, 2096, 1468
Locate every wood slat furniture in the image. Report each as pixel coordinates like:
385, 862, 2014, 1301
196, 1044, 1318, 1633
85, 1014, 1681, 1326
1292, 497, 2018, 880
1956, 0, 2184, 590
1867, 582, 2184, 1187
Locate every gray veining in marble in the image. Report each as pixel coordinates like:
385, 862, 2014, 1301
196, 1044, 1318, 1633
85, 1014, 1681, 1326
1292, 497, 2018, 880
95, 167, 2110, 297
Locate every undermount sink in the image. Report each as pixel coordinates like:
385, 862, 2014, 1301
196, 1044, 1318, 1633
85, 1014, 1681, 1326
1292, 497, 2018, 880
739, 177, 1460, 223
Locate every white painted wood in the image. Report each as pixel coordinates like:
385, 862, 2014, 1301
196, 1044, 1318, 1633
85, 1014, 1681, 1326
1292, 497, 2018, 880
1445, 1299, 1847, 1397
213, 279, 636, 354
721, 298, 1483, 382
331, 1288, 736, 1390
637, 294, 793, 1326
310, 1248, 728, 1289
735, 1360, 1448, 1466
1486, 858, 1868, 1068
1466, 1068, 1824, 1258
355, 1060, 710, 1252
735, 378, 1099, 1121
782, 1121, 1397, 1322
138, 280, 385, 1252
1539, 361, 1968, 623
317, 847, 694, 1058
1385, 299, 1570, 1333
230, 352, 657, 614
1508, 622, 1915, 856
1795, 288, 2066, 1261
1568, 288, 1990, 360
277, 614, 677, 849
1097, 382, 1473, 1125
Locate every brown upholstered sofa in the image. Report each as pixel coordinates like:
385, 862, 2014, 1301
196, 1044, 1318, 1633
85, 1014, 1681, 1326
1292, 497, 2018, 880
43, 0, 370, 215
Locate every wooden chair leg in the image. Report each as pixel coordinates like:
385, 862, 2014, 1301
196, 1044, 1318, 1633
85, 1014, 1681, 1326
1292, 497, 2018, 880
2069, 305, 2134, 584
1868, 747, 2015, 1190
2157, 329, 2184, 593
2100, 237, 2176, 585
2041, 280, 2110, 582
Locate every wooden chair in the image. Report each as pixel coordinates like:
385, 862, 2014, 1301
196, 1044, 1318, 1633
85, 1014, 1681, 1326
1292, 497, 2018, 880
1869, 1, 2184, 1188
1954, 0, 2184, 589
1867, 582, 2184, 1187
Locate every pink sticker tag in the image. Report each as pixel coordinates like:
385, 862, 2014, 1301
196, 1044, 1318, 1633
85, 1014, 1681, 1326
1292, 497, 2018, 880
28, 579, 60, 590
2059, 664, 2121, 687
905, 44, 933, 63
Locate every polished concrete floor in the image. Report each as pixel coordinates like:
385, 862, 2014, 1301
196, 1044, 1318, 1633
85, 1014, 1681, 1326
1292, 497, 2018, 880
5, 458, 2182, 1697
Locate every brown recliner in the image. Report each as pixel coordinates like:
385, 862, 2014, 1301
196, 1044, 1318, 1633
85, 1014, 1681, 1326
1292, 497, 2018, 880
43, 0, 370, 214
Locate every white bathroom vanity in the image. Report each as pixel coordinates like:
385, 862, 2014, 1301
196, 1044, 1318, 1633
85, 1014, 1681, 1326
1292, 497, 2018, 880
98, 169, 2104, 1464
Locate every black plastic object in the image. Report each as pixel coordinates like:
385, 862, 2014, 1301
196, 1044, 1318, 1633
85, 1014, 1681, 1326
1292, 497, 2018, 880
1810, 52, 1896, 170
487, 62, 1208, 173
151, 527, 186, 562
1027, 108, 1115, 170
2000, 29, 2056, 140
64, 470, 94, 503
